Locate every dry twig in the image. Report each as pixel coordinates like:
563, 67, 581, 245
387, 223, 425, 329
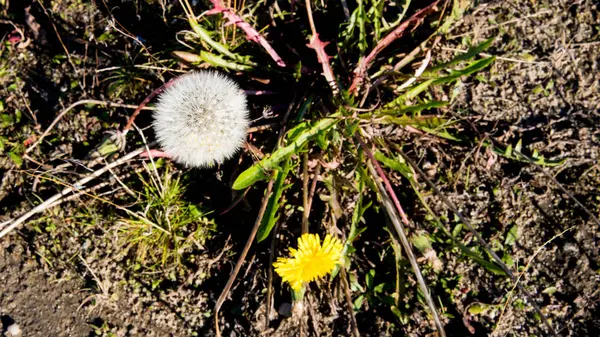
302, 159, 321, 233
214, 175, 277, 337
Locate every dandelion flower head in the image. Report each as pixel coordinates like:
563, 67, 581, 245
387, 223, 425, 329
152, 71, 249, 168
274, 233, 344, 291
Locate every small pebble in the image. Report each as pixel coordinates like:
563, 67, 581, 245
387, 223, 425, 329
563, 242, 579, 255
278, 303, 292, 317
6, 323, 22, 337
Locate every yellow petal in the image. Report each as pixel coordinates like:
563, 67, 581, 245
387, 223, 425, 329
274, 233, 344, 291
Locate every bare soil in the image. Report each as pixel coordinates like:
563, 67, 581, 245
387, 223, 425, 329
0, 0, 599, 336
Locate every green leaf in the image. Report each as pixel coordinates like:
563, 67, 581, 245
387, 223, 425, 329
1, 114, 13, 128
350, 273, 364, 292
353, 295, 365, 311
473, 254, 506, 275
374, 151, 412, 179
376, 101, 449, 116
315, 128, 330, 150
200, 51, 254, 72
342, 0, 368, 52
490, 142, 565, 167
8, 151, 22, 167
232, 165, 270, 191
502, 252, 514, 268
542, 286, 558, 295
151, 279, 162, 290
358, 165, 377, 192
411, 234, 432, 252
515, 139, 523, 154
366, 269, 375, 290
452, 223, 462, 237
504, 225, 518, 246
386, 57, 495, 108
294, 95, 314, 123
435, 57, 496, 85
286, 122, 310, 141
390, 305, 404, 321
233, 113, 341, 190
15, 109, 22, 123
373, 283, 386, 293
504, 144, 513, 157
371, 115, 451, 132
256, 159, 291, 242
430, 37, 495, 72
188, 18, 236, 60
398, 78, 436, 103
468, 303, 489, 315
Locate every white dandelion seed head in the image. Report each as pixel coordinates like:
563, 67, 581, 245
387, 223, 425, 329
153, 71, 249, 168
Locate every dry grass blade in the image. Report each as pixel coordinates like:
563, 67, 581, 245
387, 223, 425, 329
265, 221, 281, 329
0, 144, 155, 239
494, 226, 574, 334
357, 135, 446, 337
302, 152, 310, 234
214, 175, 277, 337
301, 155, 321, 233
25, 99, 155, 155
340, 268, 361, 337
46, 166, 143, 210
501, 142, 600, 227
397, 149, 558, 337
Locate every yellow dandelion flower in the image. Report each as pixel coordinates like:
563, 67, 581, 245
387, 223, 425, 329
274, 233, 344, 291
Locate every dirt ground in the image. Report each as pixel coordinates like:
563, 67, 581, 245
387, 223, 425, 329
433, 0, 600, 336
0, 0, 599, 336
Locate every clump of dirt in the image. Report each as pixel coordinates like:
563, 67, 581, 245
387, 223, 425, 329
0, 238, 90, 336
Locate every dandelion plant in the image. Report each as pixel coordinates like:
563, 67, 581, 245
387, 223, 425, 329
152, 71, 249, 168
274, 233, 343, 292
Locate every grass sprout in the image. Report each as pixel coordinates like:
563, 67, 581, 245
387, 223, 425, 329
116, 168, 215, 270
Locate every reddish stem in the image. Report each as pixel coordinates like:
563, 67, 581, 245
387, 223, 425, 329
123, 77, 178, 132
355, 135, 410, 225
307, 34, 338, 94
139, 149, 172, 159
244, 90, 278, 96
207, 0, 286, 67
348, 1, 440, 95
